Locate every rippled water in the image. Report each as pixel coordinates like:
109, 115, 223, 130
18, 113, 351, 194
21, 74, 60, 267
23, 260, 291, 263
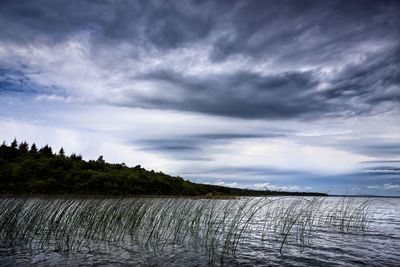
0, 196, 399, 266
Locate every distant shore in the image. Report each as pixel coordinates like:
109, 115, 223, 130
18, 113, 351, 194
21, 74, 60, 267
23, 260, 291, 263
0, 140, 327, 198
0, 191, 328, 199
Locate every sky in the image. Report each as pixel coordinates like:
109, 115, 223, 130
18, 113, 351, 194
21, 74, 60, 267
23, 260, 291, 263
0, 0, 399, 196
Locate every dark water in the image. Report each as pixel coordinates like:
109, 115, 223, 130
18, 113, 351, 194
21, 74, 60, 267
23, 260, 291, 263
0, 197, 399, 266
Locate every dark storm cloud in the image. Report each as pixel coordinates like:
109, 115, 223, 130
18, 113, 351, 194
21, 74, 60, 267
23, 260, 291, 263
210, 0, 400, 63
323, 48, 400, 110
139, 139, 199, 152
1, 0, 399, 119
135, 69, 329, 119
2, 0, 398, 58
133, 59, 399, 119
0, 0, 223, 48
136, 132, 284, 157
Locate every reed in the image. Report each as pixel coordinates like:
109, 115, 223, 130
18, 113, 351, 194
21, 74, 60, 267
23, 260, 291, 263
0, 196, 376, 264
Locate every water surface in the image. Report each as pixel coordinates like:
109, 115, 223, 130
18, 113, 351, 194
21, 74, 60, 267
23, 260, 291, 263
0, 196, 399, 266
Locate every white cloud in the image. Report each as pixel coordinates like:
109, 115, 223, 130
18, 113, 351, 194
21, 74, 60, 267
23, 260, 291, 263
215, 181, 239, 188
241, 182, 301, 192
383, 183, 400, 190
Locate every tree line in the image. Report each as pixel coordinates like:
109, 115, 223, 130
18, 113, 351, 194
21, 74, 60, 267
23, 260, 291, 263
0, 139, 327, 197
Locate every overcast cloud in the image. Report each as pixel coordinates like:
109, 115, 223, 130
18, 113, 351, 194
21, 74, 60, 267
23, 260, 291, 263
1, 0, 399, 195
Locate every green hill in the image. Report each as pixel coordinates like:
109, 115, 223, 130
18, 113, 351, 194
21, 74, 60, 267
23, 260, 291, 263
0, 139, 326, 197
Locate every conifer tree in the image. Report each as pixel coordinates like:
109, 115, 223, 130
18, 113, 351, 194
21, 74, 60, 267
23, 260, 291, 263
18, 141, 29, 153
11, 138, 18, 149
59, 147, 65, 157
30, 143, 38, 154
39, 144, 53, 157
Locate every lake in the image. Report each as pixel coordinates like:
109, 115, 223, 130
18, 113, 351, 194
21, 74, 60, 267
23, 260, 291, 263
0, 196, 399, 266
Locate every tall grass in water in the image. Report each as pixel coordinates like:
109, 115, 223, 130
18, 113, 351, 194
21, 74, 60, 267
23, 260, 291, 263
0, 196, 375, 265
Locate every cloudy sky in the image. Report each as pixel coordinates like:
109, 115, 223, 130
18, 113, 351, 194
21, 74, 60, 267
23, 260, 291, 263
1, 0, 399, 195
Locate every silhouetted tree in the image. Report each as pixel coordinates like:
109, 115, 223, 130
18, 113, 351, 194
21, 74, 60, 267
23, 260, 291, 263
59, 147, 65, 157
70, 153, 82, 160
11, 138, 18, 149
18, 141, 29, 153
39, 145, 53, 157
30, 143, 38, 154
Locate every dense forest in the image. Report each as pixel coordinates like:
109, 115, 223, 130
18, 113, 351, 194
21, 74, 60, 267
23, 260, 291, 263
0, 139, 327, 197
